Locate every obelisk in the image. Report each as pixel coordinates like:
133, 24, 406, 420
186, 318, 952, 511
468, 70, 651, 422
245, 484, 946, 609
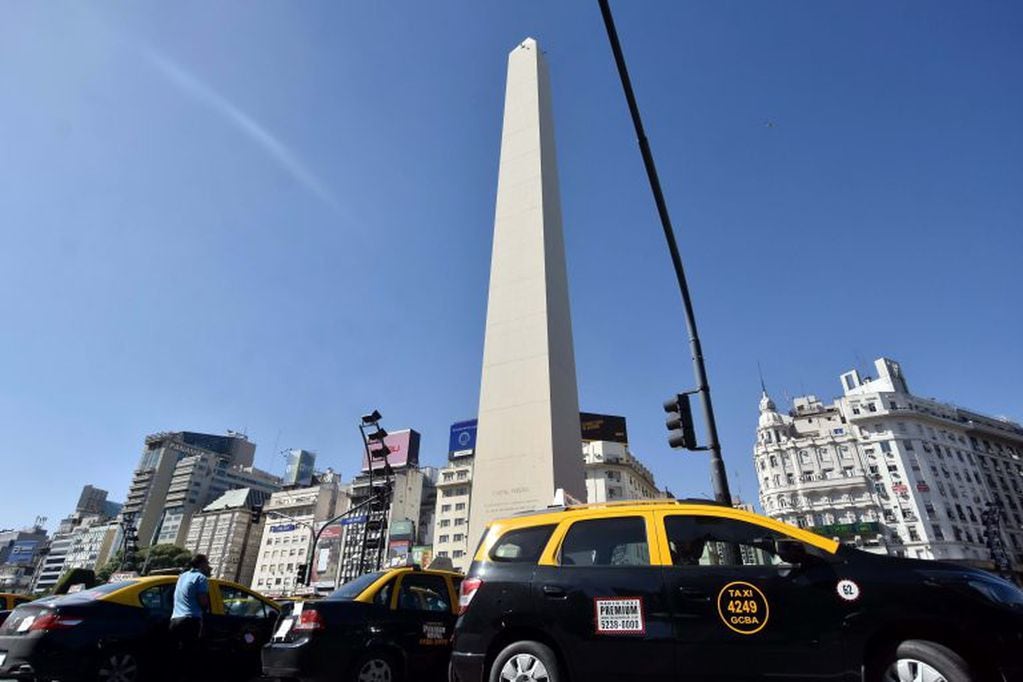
468, 38, 586, 548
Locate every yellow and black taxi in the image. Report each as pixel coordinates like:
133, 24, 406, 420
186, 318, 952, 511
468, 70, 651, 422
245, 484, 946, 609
0, 575, 279, 681
262, 565, 463, 682
0, 595, 32, 613
451, 500, 1023, 682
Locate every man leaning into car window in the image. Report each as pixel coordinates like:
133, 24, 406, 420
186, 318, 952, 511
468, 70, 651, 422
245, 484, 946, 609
170, 554, 211, 679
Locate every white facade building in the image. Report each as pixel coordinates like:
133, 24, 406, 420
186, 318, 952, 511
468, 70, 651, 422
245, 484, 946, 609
184, 488, 268, 586
250, 480, 346, 596
756, 358, 1023, 572
432, 458, 474, 572
583, 441, 660, 503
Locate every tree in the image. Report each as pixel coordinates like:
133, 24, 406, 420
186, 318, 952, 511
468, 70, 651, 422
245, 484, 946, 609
94, 545, 192, 582
96, 551, 126, 583
142, 544, 192, 573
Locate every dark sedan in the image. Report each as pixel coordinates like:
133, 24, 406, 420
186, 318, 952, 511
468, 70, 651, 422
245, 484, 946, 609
0, 576, 278, 681
263, 567, 462, 682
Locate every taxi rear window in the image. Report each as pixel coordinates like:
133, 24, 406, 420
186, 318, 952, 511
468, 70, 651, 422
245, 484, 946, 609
328, 572, 386, 601
56, 581, 139, 603
490, 525, 556, 563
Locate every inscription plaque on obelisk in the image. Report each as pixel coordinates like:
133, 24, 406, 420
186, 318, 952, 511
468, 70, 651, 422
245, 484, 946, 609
468, 38, 586, 547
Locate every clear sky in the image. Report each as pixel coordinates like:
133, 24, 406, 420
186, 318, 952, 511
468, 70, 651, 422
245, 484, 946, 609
1, 1, 1020, 530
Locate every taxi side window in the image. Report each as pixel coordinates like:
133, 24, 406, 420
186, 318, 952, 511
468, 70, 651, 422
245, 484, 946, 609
139, 584, 175, 615
664, 515, 787, 567
560, 517, 649, 567
397, 574, 450, 613
220, 585, 270, 618
490, 525, 556, 563
374, 579, 394, 608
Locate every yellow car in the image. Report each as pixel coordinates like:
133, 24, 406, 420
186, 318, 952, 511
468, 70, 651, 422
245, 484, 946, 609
0, 594, 32, 612
0, 575, 279, 681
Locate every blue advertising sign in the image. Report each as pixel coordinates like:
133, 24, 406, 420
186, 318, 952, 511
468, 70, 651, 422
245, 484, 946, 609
269, 524, 296, 533
6, 540, 40, 566
341, 515, 367, 526
448, 419, 477, 459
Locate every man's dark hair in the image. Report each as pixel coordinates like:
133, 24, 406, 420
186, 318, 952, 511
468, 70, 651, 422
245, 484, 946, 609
190, 554, 209, 569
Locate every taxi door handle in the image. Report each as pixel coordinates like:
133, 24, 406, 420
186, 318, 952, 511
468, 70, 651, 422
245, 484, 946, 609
542, 585, 567, 599
678, 587, 710, 601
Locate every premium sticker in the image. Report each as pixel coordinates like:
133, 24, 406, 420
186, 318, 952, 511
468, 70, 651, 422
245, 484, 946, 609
594, 597, 645, 634
420, 622, 448, 645
717, 581, 769, 635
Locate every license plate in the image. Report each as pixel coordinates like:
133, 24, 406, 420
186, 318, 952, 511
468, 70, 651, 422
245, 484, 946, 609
273, 618, 294, 640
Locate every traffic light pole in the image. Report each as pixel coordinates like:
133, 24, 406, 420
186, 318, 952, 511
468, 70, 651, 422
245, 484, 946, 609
598, 0, 731, 506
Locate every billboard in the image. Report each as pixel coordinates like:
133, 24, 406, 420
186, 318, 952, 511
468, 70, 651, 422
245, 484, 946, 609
5, 540, 40, 567
448, 420, 478, 459
411, 545, 433, 569
310, 524, 344, 587
389, 520, 415, 540
387, 539, 411, 564
361, 429, 421, 473
580, 412, 629, 444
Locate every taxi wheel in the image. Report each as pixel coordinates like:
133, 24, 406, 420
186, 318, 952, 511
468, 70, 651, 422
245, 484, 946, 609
351, 650, 400, 682
878, 640, 974, 682
94, 650, 143, 682
490, 641, 560, 682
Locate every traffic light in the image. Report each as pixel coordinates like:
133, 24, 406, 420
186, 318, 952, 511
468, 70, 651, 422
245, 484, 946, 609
664, 393, 698, 450
250, 506, 262, 524
295, 563, 307, 585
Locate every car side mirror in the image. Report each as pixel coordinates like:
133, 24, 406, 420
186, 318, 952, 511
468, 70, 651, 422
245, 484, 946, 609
775, 539, 809, 564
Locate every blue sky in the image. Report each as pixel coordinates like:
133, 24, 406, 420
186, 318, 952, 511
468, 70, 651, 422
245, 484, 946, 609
1, 1, 1020, 530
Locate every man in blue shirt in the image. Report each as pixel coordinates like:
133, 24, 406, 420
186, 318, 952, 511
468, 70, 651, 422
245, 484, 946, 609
170, 554, 211, 679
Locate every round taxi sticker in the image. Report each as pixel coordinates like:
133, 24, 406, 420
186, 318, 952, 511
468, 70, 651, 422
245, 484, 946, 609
836, 579, 861, 602
716, 581, 769, 635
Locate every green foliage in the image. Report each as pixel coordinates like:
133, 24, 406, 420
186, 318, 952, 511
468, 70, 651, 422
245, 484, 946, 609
142, 544, 192, 573
53, 568, 98, 595
96, 551, 125, 583
95, 544, 192, 582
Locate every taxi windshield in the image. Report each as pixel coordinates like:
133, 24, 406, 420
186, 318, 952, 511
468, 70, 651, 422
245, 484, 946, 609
327, 572, 386, 601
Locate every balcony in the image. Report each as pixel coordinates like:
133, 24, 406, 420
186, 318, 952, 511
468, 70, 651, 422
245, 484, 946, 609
791, 473, 870, 492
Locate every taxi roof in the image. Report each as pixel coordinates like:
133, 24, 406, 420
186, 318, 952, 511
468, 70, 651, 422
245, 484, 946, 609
379, 565, 462, 579
484, 499, 841, 555
94, 575, 280, 607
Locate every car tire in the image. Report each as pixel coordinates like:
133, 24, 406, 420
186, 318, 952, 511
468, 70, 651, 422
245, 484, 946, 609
94, 649, 144, 682
874, 639, 975, 682
489, 641, 560, 682
351, 650, 401, 682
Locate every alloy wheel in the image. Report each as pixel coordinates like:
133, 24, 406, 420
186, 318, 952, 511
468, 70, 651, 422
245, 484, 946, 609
96, 652, 140, 682
883, 658, 948, 682
357, 657, 393, 682
500, 653, 550, 682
